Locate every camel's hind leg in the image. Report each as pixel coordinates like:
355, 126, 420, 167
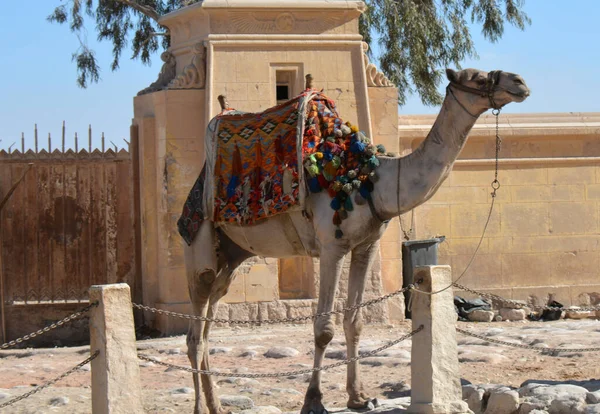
185, 220, 219, 414
194, 229, 253, 414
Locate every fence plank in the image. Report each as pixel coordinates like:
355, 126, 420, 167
90, 165, 107, 287
64, 164, 79, 300
116, 161, 134, 286
24, 164, 39, 302
105, 163, 118, 285
10, 164, 26, 301
49, 164, 66, 300
78, 164, 92, 298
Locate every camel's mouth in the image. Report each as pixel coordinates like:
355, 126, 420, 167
507, 90, 530, 102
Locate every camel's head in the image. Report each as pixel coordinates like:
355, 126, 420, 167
445, 68, 530, 114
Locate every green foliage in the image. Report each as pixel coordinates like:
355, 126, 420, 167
49, 0, 529, 105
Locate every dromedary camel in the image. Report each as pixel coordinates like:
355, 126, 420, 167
182, 68, 530, 414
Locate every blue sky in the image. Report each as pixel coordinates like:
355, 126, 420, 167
1, 1, 599, 151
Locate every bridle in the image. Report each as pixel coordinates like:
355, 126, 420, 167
447, 70, 504, 117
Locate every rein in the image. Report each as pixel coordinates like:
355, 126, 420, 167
447, 69, 504, 116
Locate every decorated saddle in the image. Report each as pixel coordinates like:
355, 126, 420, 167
178, 90, 386, 245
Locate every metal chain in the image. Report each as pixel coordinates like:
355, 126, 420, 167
133, 284, 415, 325
1, 302, 97, 350
491, 108, 502, 197
0, 350, 99, 409
456, 328, 600, 353
452, 283, 600, 312
137, 325, 423, 378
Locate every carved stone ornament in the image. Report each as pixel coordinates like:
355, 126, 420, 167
226, 11, 339, 34
362, 42, 394, 87
137, 51, 177, 96
168, 43, 206, 89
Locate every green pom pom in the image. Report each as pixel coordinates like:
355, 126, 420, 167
342, 183, 353, 194
367, 156, 380, 169
376, 144, 386, 154
347, 169, 357, 179
344, 196, 354, 211
307, 164, 319, 177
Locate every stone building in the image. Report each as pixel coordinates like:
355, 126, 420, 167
131, 0, 600, 334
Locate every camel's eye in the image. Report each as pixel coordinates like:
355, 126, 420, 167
514, 79, 524, 85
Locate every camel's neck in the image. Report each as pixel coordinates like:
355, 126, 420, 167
373, 93, 480, 220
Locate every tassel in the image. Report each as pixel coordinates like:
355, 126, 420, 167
359, 185, 371, 199
363, 180, 374, 193
355, 192, 367, 205
308, 177, 322, 193
330, 198, 341, 210
339, 209, 348, 220
317, 175, 329, 188
335, 228, 344, 239
369, 171, 379, 183
333, 211, 342, 226
327, 187, 337, 198
344, 196, 353, 211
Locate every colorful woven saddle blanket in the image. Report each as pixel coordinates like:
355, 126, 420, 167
178, 90, 385, 245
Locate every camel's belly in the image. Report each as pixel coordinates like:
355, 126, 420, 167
219, 212, 318, 258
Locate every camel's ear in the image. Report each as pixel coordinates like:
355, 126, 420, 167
446, 68, 459, 83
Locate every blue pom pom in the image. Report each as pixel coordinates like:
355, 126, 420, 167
367, 156, 380, 169
323, 152, 334, 161
359, 185, 371, 199
376, 144, 386, 153
335, 228, 344, 239
227, 176, 239, 198
330, 198, 341, 210
308, 177, 322, 193
350, 141, 366, 154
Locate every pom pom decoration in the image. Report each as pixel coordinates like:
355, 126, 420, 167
367, 156, 380, 169
352, 179, 362, 189
347, 169, 357, 179
323, 152, 334, 161
330, 198, 341, 210
332, 181, 343, 192
333, 211, 342, 226
308, 177, 322, 193
340, 125, 352, 136
317, 175, 329, 188
335, 228, 344, 239
344, 196, 353, 211
342, 183, 353, 194
350, 141, 366, 154
376, 144, 386, 154
314, 152, 324, 160
339, 209, 348, 220
350, 125, 359, 133
334, 129, 343, 137
359, 185, 371, 199
368, 171, 379, 182
307, 164, 320, 177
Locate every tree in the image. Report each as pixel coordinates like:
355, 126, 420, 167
48, 0, 530, 105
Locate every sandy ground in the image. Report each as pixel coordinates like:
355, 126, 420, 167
1, 319, 600, 413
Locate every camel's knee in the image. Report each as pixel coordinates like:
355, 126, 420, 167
189, 269, 217, 300
343, 311, 364, 342
314, 317, 335, 348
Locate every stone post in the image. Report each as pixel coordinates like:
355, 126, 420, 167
408, 266, 470, 414
90, 283, 143, 414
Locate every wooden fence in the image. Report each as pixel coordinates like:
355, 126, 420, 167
0, 145, 138, 305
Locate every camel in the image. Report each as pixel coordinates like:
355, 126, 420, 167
182, 68, 530, 414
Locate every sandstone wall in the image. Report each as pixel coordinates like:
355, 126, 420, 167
402, 112, 600, 307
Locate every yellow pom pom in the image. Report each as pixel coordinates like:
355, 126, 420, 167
314, 152, 324, 160
350, 125, 359, 133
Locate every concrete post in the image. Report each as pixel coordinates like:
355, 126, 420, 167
90, 283, 143, 414
408, 266, 471, 414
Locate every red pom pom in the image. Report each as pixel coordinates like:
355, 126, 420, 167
317, 175, 329, 188
327, 187, 337, 198
333, 211, 342, 226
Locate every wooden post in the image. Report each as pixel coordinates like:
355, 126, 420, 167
408, 266, 470, 414
89, 283, 143, 414
62, 121, 66, 153
34, 124, 38, 154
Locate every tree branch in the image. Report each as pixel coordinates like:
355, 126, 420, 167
114, 0, 161, 22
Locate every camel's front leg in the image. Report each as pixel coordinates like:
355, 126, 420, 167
302, 246, 347, 414
344, 240, 380, 409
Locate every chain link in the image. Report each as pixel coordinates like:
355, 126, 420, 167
133, 285, 415, 325
0, 350, 99, 409
452, 283, 600, 312
137, 325, 423, 378
1, 302, 97, 350
456, 328, 600, 353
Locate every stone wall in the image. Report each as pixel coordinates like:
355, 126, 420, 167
402, 112, 600, 307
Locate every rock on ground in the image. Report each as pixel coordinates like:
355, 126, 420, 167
264, 347, 300, 358
220, 395, 254, 410
485, 389, 519, 414
468, 310, 495, 323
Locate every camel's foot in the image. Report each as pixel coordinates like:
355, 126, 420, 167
301, 389, 328, 414
347, 393, 375, 410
